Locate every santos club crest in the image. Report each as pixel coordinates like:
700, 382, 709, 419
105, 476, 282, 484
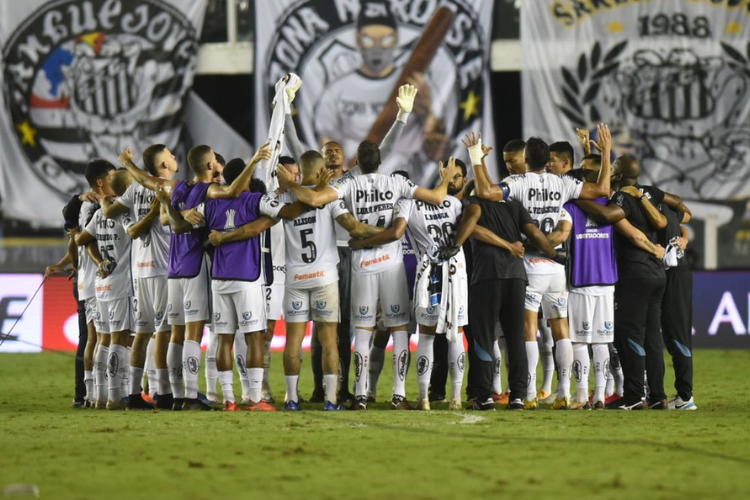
2, 0, 199, 197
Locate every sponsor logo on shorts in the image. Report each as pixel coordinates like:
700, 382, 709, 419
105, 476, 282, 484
185, 299, 199, 316
214, 312, 221, 322
604, 321, 613, 331
316, 300, 327, 310
583, 321, 591, 331
354, 352, 363, 381
557, 297, 566, 306
426, 306, 436, 314
167, 304, 173, 312
359, 306, 369, 316
155, 311, 164, 322
397, 350, 408, 381
390, 304, 400, 314
187, 356, 199, 375
458, 305, 465, 316
525, 293, 538, 305
294, 271, 325, 281
242, 312, 252, 321
417, 355, 429, 376
457, 352, 466, 372
109, 310, 115, 320
185, 300, 191, 310
292, 301, 303, 311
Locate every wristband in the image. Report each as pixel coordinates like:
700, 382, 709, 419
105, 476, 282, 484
468, 142, 483, 166
397, 111, 410, 124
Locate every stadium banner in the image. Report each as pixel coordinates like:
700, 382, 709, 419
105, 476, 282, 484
0, 0, 208, 227
254, 0, 497, 188
522, 0, 750, 200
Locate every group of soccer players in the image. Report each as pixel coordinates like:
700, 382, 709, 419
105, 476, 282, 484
49, 78, 695, 412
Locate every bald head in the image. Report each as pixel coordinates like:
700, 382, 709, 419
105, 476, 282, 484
614, 155, 640, 186
110, 169, 134, 197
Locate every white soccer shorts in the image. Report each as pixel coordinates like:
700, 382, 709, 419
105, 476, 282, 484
95, 297, 132, 334
525, 271, 569, 319
568, 290, 615, 344
284, 282, 339, 323
133, 276, 169, 333
351, 263, 410, 328
212, 285, 267, 335
265, 283, 284, 321
167, 259, 210, 326
84, 297, 97, 324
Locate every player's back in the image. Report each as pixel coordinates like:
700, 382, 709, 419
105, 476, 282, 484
87, 208, 132, 300
169, 180, 210, 278
77, 200, 99, 301
396, 195, 462, 260
505, 172, 583, 234
120, 182, 170, 276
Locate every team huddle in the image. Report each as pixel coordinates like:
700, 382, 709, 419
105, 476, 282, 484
50, 79, 695, 413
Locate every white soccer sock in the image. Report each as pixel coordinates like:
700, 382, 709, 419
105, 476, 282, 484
555, 339, 573, 399
218, 370, 234, 403
525, 341, 539, 401
121, 347, 131, 396
157, 368, 171, 395
540, 325, 555, 394
84, 370, 94, 402
354, 329, 373, 398
130, 366, 144, 396
448, 338, 465, 402
107, 344, 127, 402
167, 342, 185, 399
285, 375, 299, 403
324, 374, 337, 404
368, 344, 385, 399
592, 344, 609, 403
233, 336, 251, 401
492, 339, 503, 394
416, 334, 435, 400
392, 330, 409, 398
247, 367, 263, 403
262, 340, 272, 387
183, 340, 201, 399
145, 337, 156, 396
572, 343, 590, 403
611, 346, 624, 396
95, 345, 109, 403
205, 331, 219, 401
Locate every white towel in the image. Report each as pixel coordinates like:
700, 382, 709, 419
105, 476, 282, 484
262, 73, 301, 187
436, 249, 467, 342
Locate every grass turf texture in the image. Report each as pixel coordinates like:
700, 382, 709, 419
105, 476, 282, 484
1, 350, 749, 500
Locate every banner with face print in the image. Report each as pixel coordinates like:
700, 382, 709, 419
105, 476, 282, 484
0, 0, 207, 226
254, 0, 496, 188
522, 0, 750, 200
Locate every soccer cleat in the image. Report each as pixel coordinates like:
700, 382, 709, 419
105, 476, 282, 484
391, 395, 413, 410
366, 391, 377, 403
323, 401, 343, 411
172, 398, 185, 411
492, 392, 510, 405
648, 398, 668, 410
607, 397, 645, 410
429, 393, 447, 404
84, 400, 94, 409
593, 401, 605, 410
141, 392, 156, 405
223, 401, 240, 412
523, 398, 538, 410
246, 400, 278, 412
71, 400, 85, 409
570, 400, 592, 410
449, 400, 463, 410
337, 391, 355, 404
506, 398, 525, 411
416, 399, 431, 411
284, 400, 303, 411
182, 398, 213, 411
127, 393, 155, 411
94, 400, 107, 410
604, 393, 623, 406
154, 393, 174, 410
349, 396, 368, 411
552, 397, 570, 410
538, 390, 557, 405
470, 398, 496, 411
668, 395, 697, 411
106, 399, 127, 411
309, 388, 325, 403
261, 389, 275, 404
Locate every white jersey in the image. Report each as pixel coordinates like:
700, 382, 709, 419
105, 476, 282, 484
117, 182, 170, 278
84, 208, 132, 301
502, 172, 582, 275
263, 190, 349, 288
77, 201, 99, 301
332, 173, 418, 275
394, 195, 462, 260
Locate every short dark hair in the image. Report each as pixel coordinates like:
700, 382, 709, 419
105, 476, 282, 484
142, 144, 167, 176
524, 137, 550, 170
215, 153, 226, 167
222, 159, 245, 185
441, 158, 467, 178
250, 178, 267, 194
391, 170, 409, 179
278, 155, 296, 165
503, 139, 526, 154
582, 153, 602, 166
549, 141, 574, 167
356, 140, 381, 174
84, 159, 115, 188
300, 150, 324, 175
187, 145, 213, 174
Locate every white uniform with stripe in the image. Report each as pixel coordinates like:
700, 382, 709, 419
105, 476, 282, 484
77, 201, 99, 323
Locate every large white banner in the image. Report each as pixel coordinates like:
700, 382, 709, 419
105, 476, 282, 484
522, 0, 750, 200
254, 0, 496, 187
0, 0, 207, 226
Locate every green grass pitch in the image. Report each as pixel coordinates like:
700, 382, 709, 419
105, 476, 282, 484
1, 349, 749, 500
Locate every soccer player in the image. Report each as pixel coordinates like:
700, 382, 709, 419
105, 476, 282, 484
349, 160, 469, 410
101, 145, 175, 410
276, 140, 460, 409
502, 140, 526, 176
118, 143, 271, 410
469, 125, 612, 409
76, 166, 134, 410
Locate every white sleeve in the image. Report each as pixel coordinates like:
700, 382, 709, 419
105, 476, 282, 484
117, 183, 135, 210
258, 194, 284, 219
83, 210, 99, 237
330, 199, 350, 219
331, 178, 350, 200
559, 207, 572, 224
119, 210, 134, 231
398, 177, 419, 199
565, 176, 584, 200
394, 198, 412, 222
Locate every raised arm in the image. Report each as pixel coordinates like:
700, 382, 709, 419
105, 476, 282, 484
578, 123, 611, 199
277, 166, 338, 207
207, 143, 272, 199
412, 157, 460, 205
126, 197, 160, 239
462, 131, 504, 201
614, 218, 665, 259
347, 217, 404, 250
380, 84, 416, 159
208, 216, 278, 247
118, 148, 169, 192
